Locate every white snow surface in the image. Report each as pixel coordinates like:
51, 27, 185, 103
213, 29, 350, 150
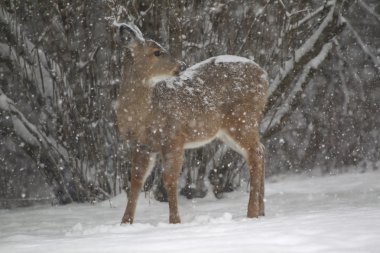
1, 170, 380, 252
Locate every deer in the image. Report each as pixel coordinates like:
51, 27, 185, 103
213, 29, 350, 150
114, 22, 268, 224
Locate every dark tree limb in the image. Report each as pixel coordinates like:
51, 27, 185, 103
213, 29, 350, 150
265, 1, 347, 115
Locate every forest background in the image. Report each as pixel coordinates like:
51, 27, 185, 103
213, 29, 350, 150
0, 0, 379, 207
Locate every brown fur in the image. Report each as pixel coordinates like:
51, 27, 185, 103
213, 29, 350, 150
116, 24, 268, 224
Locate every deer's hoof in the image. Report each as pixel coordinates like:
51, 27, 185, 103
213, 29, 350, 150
121, 216, 133, 225
169, 215, 181, 224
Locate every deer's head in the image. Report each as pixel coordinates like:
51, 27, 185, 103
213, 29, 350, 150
114, 22, 185, 84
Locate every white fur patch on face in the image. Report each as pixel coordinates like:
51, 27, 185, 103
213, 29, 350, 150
148, 75, 173, 86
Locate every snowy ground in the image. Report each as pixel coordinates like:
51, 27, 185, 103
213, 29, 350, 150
1, 170, 380, 253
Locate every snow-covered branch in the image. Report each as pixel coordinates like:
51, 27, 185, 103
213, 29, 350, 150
265, 0, 344, 114
0, 89, 69, 162
0, 7, 64, 100
268, 1, 334, 96
0, 89, 80, 203
262, 42, 333, 139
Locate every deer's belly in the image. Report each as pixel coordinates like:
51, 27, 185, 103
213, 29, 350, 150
184, 136, 217, 149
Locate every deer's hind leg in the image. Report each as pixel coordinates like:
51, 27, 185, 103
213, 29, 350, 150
256, 142, 265, 216
222, 127, 265, 218
122, 149, 156, 224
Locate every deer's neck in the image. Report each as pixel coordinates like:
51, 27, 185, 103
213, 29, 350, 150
121, 73, 152, 109
117, 71, 155, 143
118, 64, 156, 126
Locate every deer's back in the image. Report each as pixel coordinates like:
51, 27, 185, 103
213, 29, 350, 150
153, 55, 268, 120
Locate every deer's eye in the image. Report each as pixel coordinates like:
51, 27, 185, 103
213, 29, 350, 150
153, 51, 162, 57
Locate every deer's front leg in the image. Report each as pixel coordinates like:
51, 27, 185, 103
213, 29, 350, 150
122, 149, 155, 224
162, 147, 184, 224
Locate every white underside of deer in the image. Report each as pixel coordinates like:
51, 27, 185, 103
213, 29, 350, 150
114, 22, 268, 224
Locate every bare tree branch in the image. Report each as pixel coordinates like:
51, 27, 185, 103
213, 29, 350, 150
341, 16, 380, 72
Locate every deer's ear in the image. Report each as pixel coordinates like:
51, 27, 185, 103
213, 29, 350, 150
114, 22, 145, 48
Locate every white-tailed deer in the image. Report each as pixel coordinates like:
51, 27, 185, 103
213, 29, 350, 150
114, 22, 268, 224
